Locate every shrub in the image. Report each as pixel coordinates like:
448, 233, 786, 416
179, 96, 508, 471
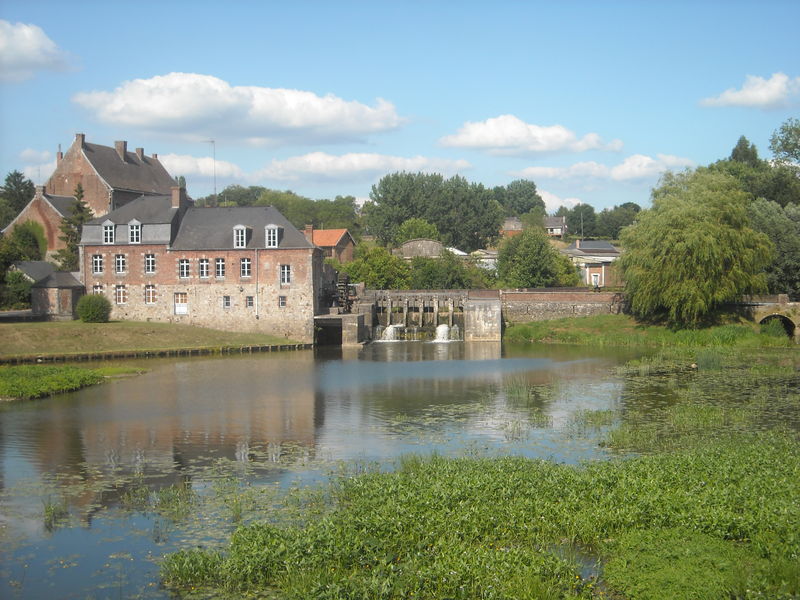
2, 270, 32, 308
76, 293, 111, 322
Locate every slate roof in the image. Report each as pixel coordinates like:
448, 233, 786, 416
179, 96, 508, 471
312, 228, 352, 248
544, 216, 566, 229
33, 272, 83, 289
82, 142, 176, 194
171, 206, 314, 250
86, 195, 178, 225
565, 240, 620, 254
46, 194, 78, 217
12, 261, 56, 284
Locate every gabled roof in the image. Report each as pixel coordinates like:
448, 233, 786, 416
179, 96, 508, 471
544, 216, 566, 228
46, 194, 78, 217
11, 261, 56, 284
32, 271, 83, 289
82, 142, 176, 194
312, 228, 353, 248
171, 206, 314, 250
86, 194, 179, 225
566, 240, 619, 253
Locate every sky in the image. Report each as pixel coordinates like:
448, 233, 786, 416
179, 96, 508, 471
1, 0, 798, 213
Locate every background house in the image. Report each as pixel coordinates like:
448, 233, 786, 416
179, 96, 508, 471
545, 216, 568, 237
560, 240, 622, 287
304, 225, 356, 262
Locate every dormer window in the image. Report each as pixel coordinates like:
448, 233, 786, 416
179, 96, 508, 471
128, 221, 141, 244
103, 222, 115, 244
265, 224, 282, 248
233, 225, 249, 249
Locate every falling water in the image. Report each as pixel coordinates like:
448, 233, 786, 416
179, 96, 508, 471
381, 324, 401, 341
434, 324, 451, 342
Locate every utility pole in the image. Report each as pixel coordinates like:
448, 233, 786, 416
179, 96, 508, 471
206, 139, 216, 204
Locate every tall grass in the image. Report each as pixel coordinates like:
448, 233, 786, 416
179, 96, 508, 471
0, 365, 104, 400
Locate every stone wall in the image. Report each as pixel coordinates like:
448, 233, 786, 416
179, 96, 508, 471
501, 290, 623, 323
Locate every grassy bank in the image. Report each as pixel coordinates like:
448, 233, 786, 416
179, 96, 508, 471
504, 313, 795, 348
0, 364, 143, 400
0, 321, 299, 359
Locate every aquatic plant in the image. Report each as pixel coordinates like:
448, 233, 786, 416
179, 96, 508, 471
0, 365, 104, 400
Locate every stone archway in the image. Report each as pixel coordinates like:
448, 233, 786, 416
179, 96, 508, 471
758, 314, 797, 339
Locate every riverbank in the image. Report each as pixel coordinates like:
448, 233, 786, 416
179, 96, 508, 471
505, 313, 796, 348
0, 364, 145, 401
0, 321, 305, 363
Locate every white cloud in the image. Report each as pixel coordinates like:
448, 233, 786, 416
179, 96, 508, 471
73, 72, 404, 144
514, 154, 693, 181
22, 159, 56, 185
20, 148, 52, 163
159, 153, 244, 179
701, 72, 800, 109
539, 190, 582, 212
0, 20, 70, 82
255, 152, 471, 182
439, 115, 623, 155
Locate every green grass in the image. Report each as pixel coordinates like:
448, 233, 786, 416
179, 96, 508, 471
0, 365, 105, 399
161, 434, 800, 599
504, 313, 795, 348
0, 320, 300, 359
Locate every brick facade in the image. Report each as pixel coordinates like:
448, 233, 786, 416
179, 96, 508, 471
4, 189, 68, 256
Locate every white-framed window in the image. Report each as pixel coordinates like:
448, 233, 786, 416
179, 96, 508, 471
145, 284, 157, 304
240, 257, 251, 277
92, 284, 104, 295
103, 223, 115, 244
174, 292, 188, 315
215, 258, 225, 278
145, 254, 156, 274
115, 254, 127, 274
129, 223, 141, 244
115, 284, 127, 304
178, 259, 190, 278
233, 226, 247, 249
92, 254, 103, 274
280, 264, 291, 285
265, 225, 281, 248
246, 296, 254, 308
199, 258, 210, 278
222, 295, 231, 309
278, 295, 287, 308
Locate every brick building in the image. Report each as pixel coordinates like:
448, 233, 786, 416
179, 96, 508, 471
303, 225, 356, 262
4, 133, 176, 257
80, 187, 326, 343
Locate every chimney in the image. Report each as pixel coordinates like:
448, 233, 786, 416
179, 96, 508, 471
152, 153, 158, 160
115, 141, 127, 161
576, 239, 581, 249
171, 186, 188, 209
75, 133, 85, 148
35, 185, 45, 196
135, 147, 144, 161
303, 224, 314, 243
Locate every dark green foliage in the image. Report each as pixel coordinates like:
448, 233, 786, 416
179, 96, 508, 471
618, 169, 773, 327
770, 117, 800, 164
0, 197, 15, 229
408, 251, 488, 289
365, 172, 503, 251
0, 365, 103, 400
595, 202, 640, 239
1, 170, 35, 213
2, 270, 31, 308
55, 183, 92, 272
493, 179, 545, 216
332, 246, 410, 289
730, 135, 762, 167
565, 203, 596, 238
0, 220, 45, 276
748, 199, 800, 299
76, 293, 112, 323
497, 228, 579, 288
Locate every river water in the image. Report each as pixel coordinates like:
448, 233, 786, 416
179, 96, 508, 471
0, 341, 773, 598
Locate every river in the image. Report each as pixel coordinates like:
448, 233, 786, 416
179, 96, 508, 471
0, 340, 790, 598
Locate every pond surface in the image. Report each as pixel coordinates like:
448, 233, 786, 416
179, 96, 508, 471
0, 341, 788, 598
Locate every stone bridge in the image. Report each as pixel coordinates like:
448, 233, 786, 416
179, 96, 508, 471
740, 295, 800, 341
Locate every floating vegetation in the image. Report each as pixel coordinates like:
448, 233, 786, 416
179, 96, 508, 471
42, 496, 69, 532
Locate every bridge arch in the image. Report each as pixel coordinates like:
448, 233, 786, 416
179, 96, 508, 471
758, 313, 797, 338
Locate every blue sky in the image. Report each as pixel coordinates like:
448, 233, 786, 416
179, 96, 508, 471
1, 0, 798, 212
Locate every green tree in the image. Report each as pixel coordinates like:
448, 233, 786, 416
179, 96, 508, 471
566, 204, 596, 238
55, 184, 92, 271
396, 218, 440, 244
1, 170, 35, 214
2, 270, 32, 308
494, 179, 545, 216
332, 246, 410, 289
748, 199, 800, 299
730, 135, 762, 167
0, 220, 45, 276
596, 203, 640, 239
408, 251, 471, 289
0, 198, 15, 229
618, 169, 773, 327
497, 228, 579, 288
769, 117, 800, 164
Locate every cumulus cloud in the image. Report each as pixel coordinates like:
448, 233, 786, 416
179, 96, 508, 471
73, 72, 404, 145
159, 153, 245, 179
255, 152, 471, 182
20, 148, 52, 163
514, 154, 693, 181
538, 190, 582, 212
22, 159, 56, 184
701, 72, 800, 109
439, 115, 623, 155
0, 20, 70, 82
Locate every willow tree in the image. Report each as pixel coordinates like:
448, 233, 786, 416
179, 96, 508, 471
618, 169, 772, 327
